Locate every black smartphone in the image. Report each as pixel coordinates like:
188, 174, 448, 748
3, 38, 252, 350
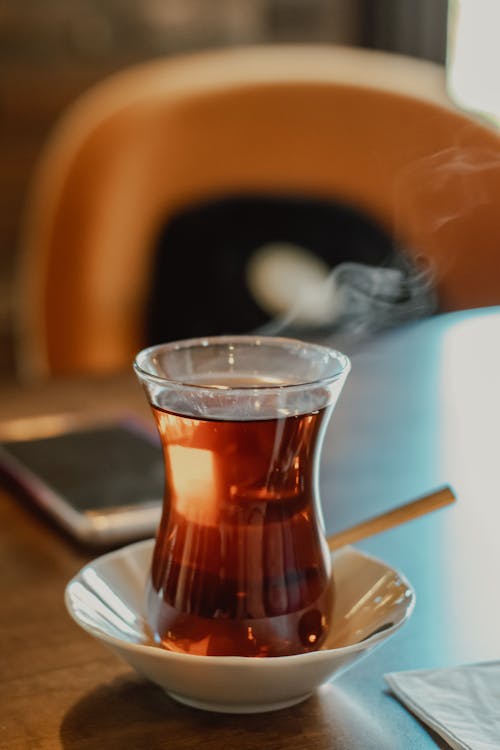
0, 416, 164, 545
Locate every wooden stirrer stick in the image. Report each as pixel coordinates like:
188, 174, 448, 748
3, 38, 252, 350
327, 485, 456, 551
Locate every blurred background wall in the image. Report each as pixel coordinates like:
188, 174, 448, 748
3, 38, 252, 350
0, 0, 448, 379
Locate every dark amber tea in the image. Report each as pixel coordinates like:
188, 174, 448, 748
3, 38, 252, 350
134, 337, 350, 657
148, 400, 332, 656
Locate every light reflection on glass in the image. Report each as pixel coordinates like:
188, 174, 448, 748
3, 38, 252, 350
168, 444, 217, 523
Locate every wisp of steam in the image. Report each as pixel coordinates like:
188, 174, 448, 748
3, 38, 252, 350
248, 240, 436, 346
249, 145, 500, 347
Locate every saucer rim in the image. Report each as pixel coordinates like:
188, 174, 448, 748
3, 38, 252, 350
65, 538, 415, 666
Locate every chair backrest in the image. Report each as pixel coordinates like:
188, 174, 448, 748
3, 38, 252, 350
16, 44, 500, 379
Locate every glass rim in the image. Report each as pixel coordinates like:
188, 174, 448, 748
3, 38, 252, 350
133, 335, 350, 394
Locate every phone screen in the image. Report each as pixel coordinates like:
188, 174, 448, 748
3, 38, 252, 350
0, 423, 164, 512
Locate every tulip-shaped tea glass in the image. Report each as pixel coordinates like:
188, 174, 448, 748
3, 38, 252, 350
134, 336, 350, 657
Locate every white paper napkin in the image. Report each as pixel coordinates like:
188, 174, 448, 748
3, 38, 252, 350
385, 662, 500, 750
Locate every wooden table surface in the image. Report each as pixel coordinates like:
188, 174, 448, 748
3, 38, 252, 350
2, 308, 500, 749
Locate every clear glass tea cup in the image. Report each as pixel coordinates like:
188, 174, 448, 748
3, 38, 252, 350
134, 335, 350, 657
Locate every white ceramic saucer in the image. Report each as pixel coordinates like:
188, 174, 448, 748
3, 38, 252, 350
65, 539, 414, 713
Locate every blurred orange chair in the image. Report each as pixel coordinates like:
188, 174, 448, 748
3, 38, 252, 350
16, 44, 500, 379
